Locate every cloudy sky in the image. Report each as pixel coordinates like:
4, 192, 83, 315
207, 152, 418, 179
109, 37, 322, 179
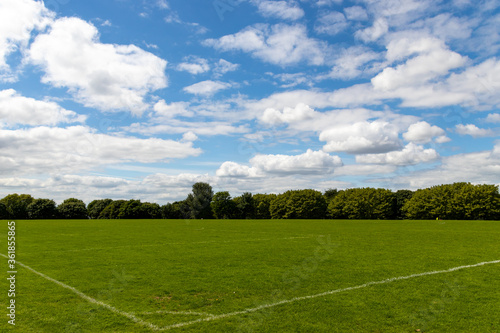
0, 0, 499, 203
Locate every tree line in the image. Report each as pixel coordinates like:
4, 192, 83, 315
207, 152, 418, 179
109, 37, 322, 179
0, 182, 499, 220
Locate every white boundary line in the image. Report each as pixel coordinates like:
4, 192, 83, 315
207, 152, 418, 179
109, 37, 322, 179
2, 252, 499, 331
137, 310, 215, 317
158, 259, 500, 331
0, 253, 160, 331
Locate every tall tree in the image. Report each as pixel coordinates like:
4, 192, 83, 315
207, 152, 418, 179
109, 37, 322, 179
99, 200, 126, 219
0, 194, 34, 219
253, 194, 276, 219
188, 182, 214, 219
270, 189, 327, 219
328, 188, 395, 219
233, 192, 255, 219
141, 202, 162, 219
58, 198, 88, 219
87, 199, 113, 219
0, 202, 10, 219
211, 191, 237, 219
27, 199, 58, 219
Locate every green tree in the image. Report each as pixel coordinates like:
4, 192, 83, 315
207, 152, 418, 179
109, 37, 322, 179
324, 189, 339, 203
0, 202, 10, 219
233, 192, 255, 219
141, 202, 162, 219
0, 194, 34, 219
99, 200, 126, 219
161, 203, 181, 219
87, 199, 113, 219
394, 190, 414, 219
253, 194, 276, 219
27, 199, 58, 219
58, 198, 87, 219
211, 191, 237, 219
270, 189, 327, 219
118, 200, 148, 219
188, 182, 214, 219
403, 183, 500, 220
328, 188, 395, 219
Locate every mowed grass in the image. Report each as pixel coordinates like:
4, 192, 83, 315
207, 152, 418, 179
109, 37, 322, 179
1, 219, 499, 332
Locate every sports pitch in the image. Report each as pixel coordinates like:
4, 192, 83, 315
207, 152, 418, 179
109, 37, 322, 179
1, 219, 499, 332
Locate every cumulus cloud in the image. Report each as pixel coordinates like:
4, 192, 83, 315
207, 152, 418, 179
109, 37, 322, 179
372, 37, 467, 91
393, 143, 500, 189
486, 113, 500, 123
260, 103, 316, 125
176, 56, 210, 75
455, 124, 495, 137
204, 24, 327, 66
403, 121, 446, 144
356, 143, 439, 165
355, 18, 389, 42
216, 149, 342, 177
315, 11, 349, 35
320, 121, 401, 154
0, 0, 53, 81
183, 80, 232, 96
0, 126, 202, 176
0, 89, 86, 126
28, 17, 168, 114
254, 1, 304, 20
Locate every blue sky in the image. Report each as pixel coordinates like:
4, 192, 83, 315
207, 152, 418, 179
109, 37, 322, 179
0, 0, 499, 203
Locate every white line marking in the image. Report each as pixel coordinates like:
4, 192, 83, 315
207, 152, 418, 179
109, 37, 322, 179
158, 259, 500, 331
0, 253, 160, 331
3, 251, 498, 331
138, 310, 215, 317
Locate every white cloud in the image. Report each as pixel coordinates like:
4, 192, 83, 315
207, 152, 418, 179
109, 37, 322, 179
214, 59, 239, 77
126, 120, 249, 137
393, 144, 500, 189
181, 131, 198, 142
28, 17, 168, 114
183, 80, 232, 96
335, 164, 397, 176
315, 11, 349, 35
328, 46, 383, 79
255, 1, 305, 20
156, 0, 170, 10
447, 58, 500, 108
216, 162, 257, 178
356, 143, 439, 165
0, 0, 53, 81
320, 121, 401, 154
486, 113, 500, 123
455, 124, 495, 137
204, 24, 327, 66
0, 89, 86, 126
0, 126, 202, 176
403, 121, 446, 144
260, 103, 316, 125
153, 100, 194, 118
344, 6, 368, 21
176, 56, 210, 75
217, 149, 343, 177
372, 38, 467, 91
355, 18, 389, 42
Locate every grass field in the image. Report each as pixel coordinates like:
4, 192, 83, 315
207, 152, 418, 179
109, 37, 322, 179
1, 219, 499, 332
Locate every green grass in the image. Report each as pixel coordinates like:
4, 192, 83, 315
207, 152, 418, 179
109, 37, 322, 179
1, 219, 499, 332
